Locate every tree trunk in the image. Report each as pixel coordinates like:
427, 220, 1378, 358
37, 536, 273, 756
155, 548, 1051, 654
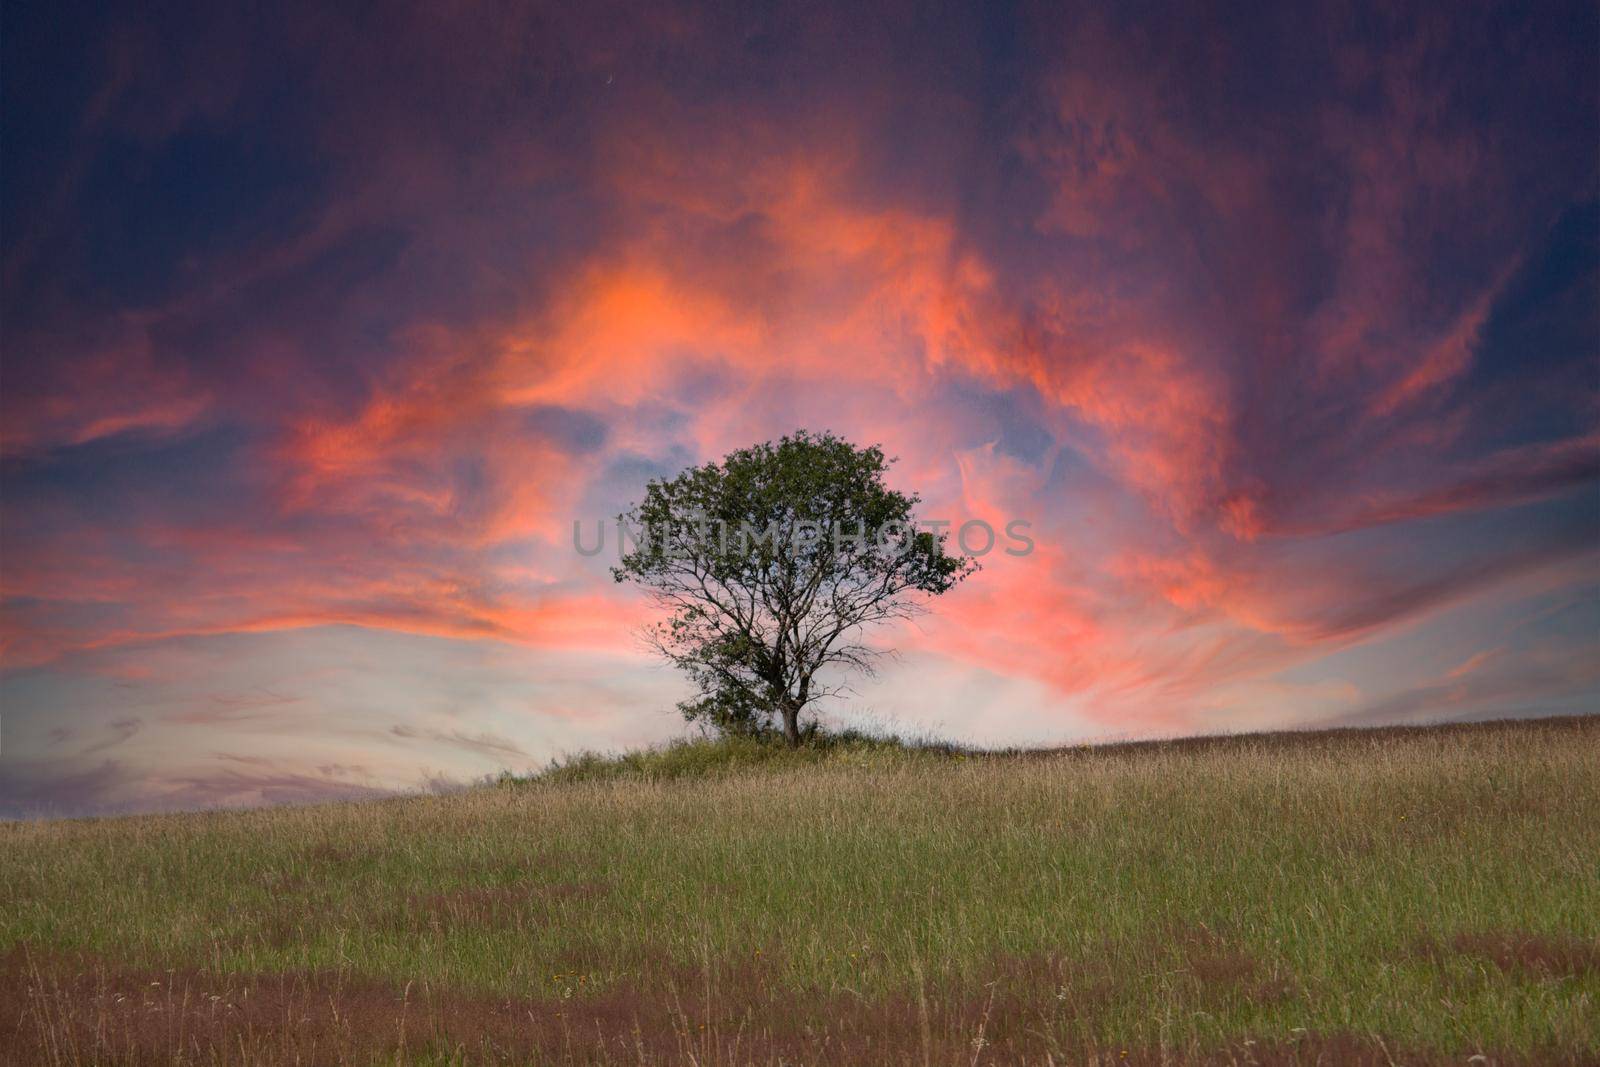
781, 699, 801, 747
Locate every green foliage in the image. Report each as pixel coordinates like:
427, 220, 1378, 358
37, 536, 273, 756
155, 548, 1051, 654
674, 686, 775, 740
612, 430, 977, 743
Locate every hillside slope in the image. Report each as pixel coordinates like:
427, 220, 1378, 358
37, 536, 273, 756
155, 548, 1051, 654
3, 715, 1597, 1065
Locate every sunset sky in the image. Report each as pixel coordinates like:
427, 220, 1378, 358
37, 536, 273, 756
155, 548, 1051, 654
2, 1, 1596, 816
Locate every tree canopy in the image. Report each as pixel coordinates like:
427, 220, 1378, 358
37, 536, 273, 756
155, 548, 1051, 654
613, 431, 977, 744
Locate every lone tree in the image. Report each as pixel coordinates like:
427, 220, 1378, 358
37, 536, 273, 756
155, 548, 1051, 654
613, 431, 977, 745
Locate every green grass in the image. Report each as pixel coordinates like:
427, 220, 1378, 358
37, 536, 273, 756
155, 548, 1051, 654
2, 716, 1597, 1064
524, 728, 960, 784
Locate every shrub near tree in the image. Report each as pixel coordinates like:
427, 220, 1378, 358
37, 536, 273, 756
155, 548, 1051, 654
613, 431, 977, 745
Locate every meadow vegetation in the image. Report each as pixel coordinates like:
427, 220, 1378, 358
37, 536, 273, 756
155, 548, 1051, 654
2, 716, 1597, 1065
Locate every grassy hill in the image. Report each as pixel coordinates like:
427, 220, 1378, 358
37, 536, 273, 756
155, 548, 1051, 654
3, 715, 1597, 1065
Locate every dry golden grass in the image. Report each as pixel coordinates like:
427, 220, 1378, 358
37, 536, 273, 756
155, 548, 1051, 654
3, 716, 1597, 1064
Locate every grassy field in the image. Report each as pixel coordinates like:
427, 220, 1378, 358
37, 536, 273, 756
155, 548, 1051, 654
2, 716, 1597, 1065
